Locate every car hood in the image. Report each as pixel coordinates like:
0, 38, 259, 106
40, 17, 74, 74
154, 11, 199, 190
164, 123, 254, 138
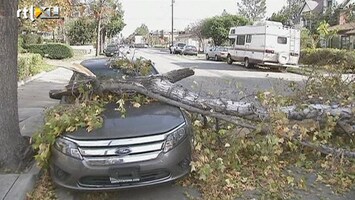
64, 102, 185, 140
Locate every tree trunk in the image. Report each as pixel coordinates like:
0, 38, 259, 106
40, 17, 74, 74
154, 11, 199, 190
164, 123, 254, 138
95, 17, 101, 56
0, 0, 31, 171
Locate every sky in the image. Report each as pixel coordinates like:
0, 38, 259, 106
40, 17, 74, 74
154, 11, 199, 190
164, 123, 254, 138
120, 0, 289, 36
119, 0, 344, 36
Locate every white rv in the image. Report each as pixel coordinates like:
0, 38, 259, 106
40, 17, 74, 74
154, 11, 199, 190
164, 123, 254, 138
226, 21, 301, 69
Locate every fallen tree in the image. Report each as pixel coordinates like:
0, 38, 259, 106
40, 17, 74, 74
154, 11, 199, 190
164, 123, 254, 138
51, 60, 355, 158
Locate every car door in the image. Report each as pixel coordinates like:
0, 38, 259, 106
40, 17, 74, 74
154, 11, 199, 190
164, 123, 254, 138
207, 47, 214, 57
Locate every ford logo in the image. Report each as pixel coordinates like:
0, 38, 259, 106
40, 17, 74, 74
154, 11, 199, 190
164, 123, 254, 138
115, 147, 131, 155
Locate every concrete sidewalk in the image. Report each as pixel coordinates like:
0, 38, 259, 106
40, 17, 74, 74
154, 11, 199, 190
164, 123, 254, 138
1, 60, 74, 200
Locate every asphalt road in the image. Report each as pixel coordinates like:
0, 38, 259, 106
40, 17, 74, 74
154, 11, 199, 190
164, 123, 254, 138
135, 48, 306, 102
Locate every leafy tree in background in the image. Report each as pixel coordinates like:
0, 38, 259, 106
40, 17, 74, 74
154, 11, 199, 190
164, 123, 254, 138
67, 17, 96, 45
134, 24, 149, 36
237, 0, 266, 21
91, 0, 124, 56
201, 14, 249, 46
190, 21, 205, 51
105, 13, 126, 39
269, 0, 303, 25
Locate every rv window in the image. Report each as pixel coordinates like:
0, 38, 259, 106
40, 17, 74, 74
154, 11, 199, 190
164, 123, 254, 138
246, 35, 252, 43
229, 38, 236, 46
231, 29, 236, 34
236, 35, 245, 45
277, 37, 287, 44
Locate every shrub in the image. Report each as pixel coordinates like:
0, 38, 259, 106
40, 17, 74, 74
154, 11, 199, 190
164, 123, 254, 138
18, 53, 46, 80
25, 43, 73, 59
300, 48, 355, 71
18, 36, 27, 53
22, 34, 43, 45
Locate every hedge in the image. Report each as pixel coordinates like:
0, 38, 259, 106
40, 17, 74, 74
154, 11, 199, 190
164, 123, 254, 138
18, 53, 45, 80
25, 43, 73, 59
300, 48, 355, 70
21, 34, 43, 45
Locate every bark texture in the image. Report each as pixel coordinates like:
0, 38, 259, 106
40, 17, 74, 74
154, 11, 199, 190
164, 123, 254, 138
0, 0, 31, 171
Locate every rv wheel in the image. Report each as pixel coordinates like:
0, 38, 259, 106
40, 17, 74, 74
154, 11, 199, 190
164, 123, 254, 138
244, 58, 250, 68
227, 55, 233, 65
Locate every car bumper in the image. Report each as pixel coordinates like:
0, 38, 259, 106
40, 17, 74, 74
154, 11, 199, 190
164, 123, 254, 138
174, 49, 183, 53
105, 53, 116, 57
50, 136, 192, 191
183, 51, 197, 55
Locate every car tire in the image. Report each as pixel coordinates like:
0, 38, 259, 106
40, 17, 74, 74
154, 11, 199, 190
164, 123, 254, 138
278, 66, 287, 72
244, 58, 251, 68
206, 54, 209, 60
227, 55, 233, 65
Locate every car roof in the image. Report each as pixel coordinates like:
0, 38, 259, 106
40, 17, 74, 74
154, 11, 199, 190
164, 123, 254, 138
80, 58, 158, 77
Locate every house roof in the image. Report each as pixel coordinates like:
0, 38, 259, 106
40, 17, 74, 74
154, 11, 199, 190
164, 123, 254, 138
345, 29, 355, 34
339, 0, 354, 8
299, 0, 320, 15
329, 22, 355, 31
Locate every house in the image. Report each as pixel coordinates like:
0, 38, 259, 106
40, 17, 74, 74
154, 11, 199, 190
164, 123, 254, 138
298, 0, 336, 28
328, 22, 355, 49
338, 0, 355, 25
326, 0, 355, 49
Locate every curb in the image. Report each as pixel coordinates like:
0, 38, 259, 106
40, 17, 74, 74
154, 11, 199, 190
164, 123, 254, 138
3, 164, 41, 200
18, 72, 46, 87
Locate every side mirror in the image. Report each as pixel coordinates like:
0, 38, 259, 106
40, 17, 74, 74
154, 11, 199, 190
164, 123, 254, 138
49, 89, 64, 100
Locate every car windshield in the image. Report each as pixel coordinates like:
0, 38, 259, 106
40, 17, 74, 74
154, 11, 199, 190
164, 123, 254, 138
106, 45, 118, 50
177, 43, 186, 47
75, 58, 158, 82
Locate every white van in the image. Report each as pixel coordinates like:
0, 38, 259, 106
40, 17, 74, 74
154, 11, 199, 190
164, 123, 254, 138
226, 21, 301, 70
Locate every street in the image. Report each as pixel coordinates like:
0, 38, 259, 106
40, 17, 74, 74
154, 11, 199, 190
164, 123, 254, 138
136, 48, 306, 101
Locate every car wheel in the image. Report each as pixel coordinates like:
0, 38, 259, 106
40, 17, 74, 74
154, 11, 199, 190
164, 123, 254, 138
278, 66, 287, 72
215, 55, 218, 61
227, 55, 233, 65
206, 54, 209, 60
244, 58, 251, 68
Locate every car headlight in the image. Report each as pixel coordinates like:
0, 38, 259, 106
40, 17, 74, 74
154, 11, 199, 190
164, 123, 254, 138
54, 137, 82, 160
163, 124, 187, 153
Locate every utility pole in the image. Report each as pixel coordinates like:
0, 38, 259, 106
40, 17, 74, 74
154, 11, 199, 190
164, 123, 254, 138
171, 0, 175, 47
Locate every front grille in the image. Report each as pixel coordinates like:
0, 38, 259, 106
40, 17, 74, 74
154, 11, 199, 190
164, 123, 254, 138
63, 123, 185, 166
78, 170, 170, 187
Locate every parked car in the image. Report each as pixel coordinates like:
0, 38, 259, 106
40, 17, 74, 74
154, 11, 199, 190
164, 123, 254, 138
172, 43, 186, 54
103, 44, 120, 57
206, 46, 228, 61
49, 58, 193, 190
182, 45, 198, 56
169, 45, 175, 54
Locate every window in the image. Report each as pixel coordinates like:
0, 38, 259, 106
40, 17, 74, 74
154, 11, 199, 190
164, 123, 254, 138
277, 37, 287, 44
246, 35, 252, 43
229, 38, 235, 46
341, 36, 350, 49
236, 35, 245, 45
231, 29, 236, 34
327, 0, 333, 7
